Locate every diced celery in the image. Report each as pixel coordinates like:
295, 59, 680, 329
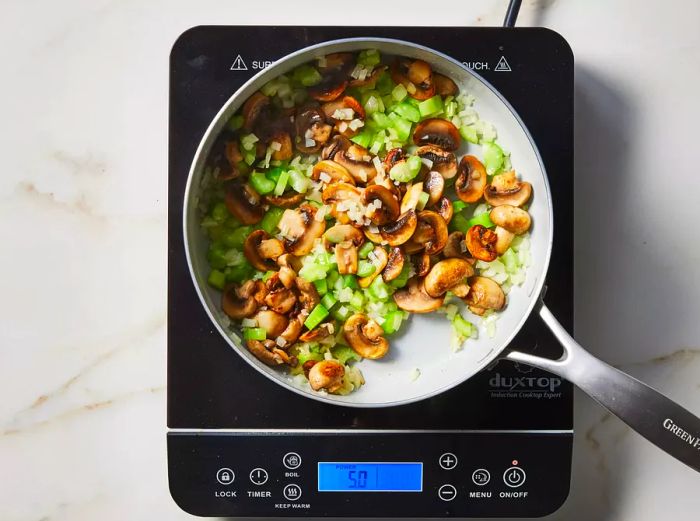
314, 279, 328, 295
452, 200, 469, 213
304, 304, 329, 330
418, 95, 444, 117
321, 293, 338, 310
391, 84, 408, 102
331, 304, 352, 322
349, 291, 364, 309
449, 213, 471, 233
262, 270, 276, 282
296, 347, 324, 365
416, 191, 430, 211
351, 131, 373, 148
299, 263, 330, 282
250, 171, 275, 195
210, 201, 229, 223
227, 114, 244, 132
362, 95, 381, 115
327, 270, 340, 287
224, 262, 255, 283
392, 102, 421, 122
368, 276, 391, 301
243, 150, 256, 166
342, 273, 359, 289
243, 327, 266, 341
357, 49, 381, 67
482, 142, 505, 175
358, 242, 374, 259
207, 269, 226, 290
381, 310, 403, 335
266, 166, 284, 183
387, 112, 412, 142
293, 65, 322, 86
357, 260, 376, 278
273, 169, 290, 196
460, 125, 479, 144
240, 133, 259, 151
502, 248, 519, 273
260, 207, 284, 234
467, 212, 495, 228
288, 169, 311, 193
452, 315, 474, 338
222, 225, 252, 249
375, 72, 394, 95
372, 112, 392, 129
388, 262, 411, 289
331, 345, 360, 364
207, 243, 228, 269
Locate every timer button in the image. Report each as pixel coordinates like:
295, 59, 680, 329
438, 484, 457, 501
438, 452, 458, 470
249, 468, 268, 486
283, 483, 302, 501
216, 468, 235, 485
503, 466, 526, 488
283, 452, 302, 469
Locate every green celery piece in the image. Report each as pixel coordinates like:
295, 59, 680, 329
358, 242, 374, 259
331, 344, 360, 364
207, 269, 226, 290
392, 102, 421, 122
321, 293, 338, 310
273, 170, 290, 196
351, 131, 373, 148
260, 207, 284, 234
356, 260, 376, 278
313, 279, 328, 295
243, 327, 266, 341
482, 142, 505, 175
304, 304, 329, 330
250, 171, 275, 195
222, 225, 252, 249
418, 95, 444, 117
467, 212, 494, 228
210, 202, 229, 223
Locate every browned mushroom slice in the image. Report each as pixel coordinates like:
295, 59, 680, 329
279, 315, 304, 344
489, 205, 532, 235
323, 224, 365, 246
393, 277, 444, 313
465, 224, 498, 262
380, 210, 417, 246
349, 65, 388, 87
299, 323, 334, 343
362, 185, 400, 225
465, 276, 506, 313
251, 280, 268, 305
390, 58, 435, 100
444, 231, 473, 262
484, 170, 532, 207
382, 247, 405, 282
359, 246, 389, 288
224, 182, 264, 225
413, 118, 461, 151
414, 252, 431, 277
276, 253, 303, 272
295, 106, 333, 153
264, 271, 297, 314
308, 359, 345, 392
415, 211, 449, 255
423, 258, 475, 298
318, 53, 354, 74
278, 204, 326, 256
222, 280, 258, 319
383, 147, 406, 171
253, 309, 289, 339
343, 314, 389, 359
295, 276, 321, 312
451, 282, 470, 298
435, 196, 454, 224
244, 229, 284, 271
308, 75, 348, 102
400, 182, 424, 213
263, 192, 305, 208
334, 144, 377, 183
494, 226, 515, 254
246, 339, 286, 366
321, 134, 352, 160
269, 131, 293, 161
312, 160, 355, 185
423, 171, 445, 206
433, 73, 459, 96
241, 92, 270, 131
335, 241, 359, 275
322, 182, 363, 224
416, 145, 458, 179
454, 155, 487, 203
363, 227, 384, 244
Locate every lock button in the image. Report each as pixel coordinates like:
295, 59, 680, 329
216, 467, 235, 485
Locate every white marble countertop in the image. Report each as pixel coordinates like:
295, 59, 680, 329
1, 1, 699, 520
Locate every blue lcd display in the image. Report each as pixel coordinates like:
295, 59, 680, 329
317, 462, 423, 492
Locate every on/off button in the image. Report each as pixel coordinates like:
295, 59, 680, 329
503, 467, 526, 488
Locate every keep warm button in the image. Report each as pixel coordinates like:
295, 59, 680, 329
502, 467, 526, 488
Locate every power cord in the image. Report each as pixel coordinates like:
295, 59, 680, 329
503, 0, 523, 27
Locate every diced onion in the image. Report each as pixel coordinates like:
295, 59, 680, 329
421, 158, 434, 168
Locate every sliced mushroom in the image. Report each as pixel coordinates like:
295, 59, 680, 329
242, 92, 270, 131
276, 253, 303, 272
451, 282, 470, 298
423, 258, 475, 298
423, 171, 445, 206
308, 359, 345, 392
454, 155, 487, 203
335, 241, 359, 275
323, 224, 365, 247
494, 226, 515, 254
484, 170, 532, 207
278, 204, 326, 256
393, 277, 444, 313
264, 192, 306, 208
465, 224, 498, 262
318, 53, 354, 74
343, 314, 389, 359
295, 106, 333, 153
321, 134, 352, 160
253, 309, 289, 339
225, 182, 264, 224
362, 185, 400, 225
382, 247, 405, 282
299, 323, 334, 343
334, 144, 377, 183
433, 73, 459, 96
295, 276, 320, 312
246, 339, 286, 366
279, 315, 304, 344
380, 210, 417, 246
415, 211, 448, 255
359, 246, 389, 288
308, 74, 348, 102
244, 229, 284, 271
465, 276, 506, 313
251, 280, 268, 305
383, 147, 406, 171
390, 58, 435, 100
363, 227, 385, 244
400, 182, 424, 213
222, 281, 258, 319
322, 182, 363, 224
264, 271, 297, 314
489, 205, 532, 235
312, 160, 355, 185
413, 118, 461, 151
269, 131, 293, 161
416, 145, 458, 179
413, 252, 431, 277
435, 196, 454, 224
444, 231, 472, 261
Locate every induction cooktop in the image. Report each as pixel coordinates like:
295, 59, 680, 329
168, 25, 574, 518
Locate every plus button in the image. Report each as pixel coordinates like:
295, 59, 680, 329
439, 453, 458, 470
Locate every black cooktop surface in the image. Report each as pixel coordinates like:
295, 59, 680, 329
167, 26, 574, 432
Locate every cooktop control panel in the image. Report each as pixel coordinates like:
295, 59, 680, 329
168, 432, 572, 517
